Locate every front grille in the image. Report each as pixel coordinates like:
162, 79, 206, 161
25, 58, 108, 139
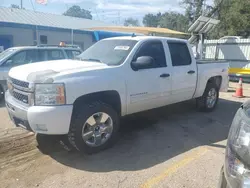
12, 90, 29, 104
10, 77, 29, 88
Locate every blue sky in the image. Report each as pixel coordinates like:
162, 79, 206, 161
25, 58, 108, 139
0, 0, 212, 24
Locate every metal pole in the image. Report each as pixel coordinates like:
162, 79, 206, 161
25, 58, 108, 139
21, 0, 23, 9
36, 25, 39, 45
200, 33, 205, 60
71, 29, 74, 45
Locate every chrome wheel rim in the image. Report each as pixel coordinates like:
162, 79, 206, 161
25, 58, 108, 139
82, 112, 113, 147
206, 88, 217, 108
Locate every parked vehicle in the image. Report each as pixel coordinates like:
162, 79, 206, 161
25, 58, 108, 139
219, 100, 250, 188
5, 36, 229, 154
0, 45, 82, 101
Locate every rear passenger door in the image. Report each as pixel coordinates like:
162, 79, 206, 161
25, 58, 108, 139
168, 41, 197, 102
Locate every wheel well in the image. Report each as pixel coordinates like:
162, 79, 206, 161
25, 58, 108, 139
0, 83, 4, 94
72, 90, 121, 115
207, 76, 222, 89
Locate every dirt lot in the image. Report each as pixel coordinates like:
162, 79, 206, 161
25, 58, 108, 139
0, 82, 249, 188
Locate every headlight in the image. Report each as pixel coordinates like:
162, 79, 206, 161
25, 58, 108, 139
225, 106, 250, 187
35, 83, 65, 106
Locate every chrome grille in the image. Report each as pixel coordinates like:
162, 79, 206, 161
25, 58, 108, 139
10, 77, 29, 88
12, 90, 29, 104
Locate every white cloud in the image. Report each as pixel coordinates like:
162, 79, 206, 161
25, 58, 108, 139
50, 0, 184, 23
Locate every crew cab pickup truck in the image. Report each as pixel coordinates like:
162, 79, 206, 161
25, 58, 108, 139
5, 36, 229, 154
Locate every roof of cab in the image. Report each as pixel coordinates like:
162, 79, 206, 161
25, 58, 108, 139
102, 36, 188, 43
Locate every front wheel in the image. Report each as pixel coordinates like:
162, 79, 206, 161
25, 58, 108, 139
196, 82, 219, 112
68, 102, 120, 154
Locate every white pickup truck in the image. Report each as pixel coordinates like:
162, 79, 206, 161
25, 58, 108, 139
5, 36, 229, 154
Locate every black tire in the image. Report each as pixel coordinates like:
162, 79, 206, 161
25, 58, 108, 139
0, 85, 4, 102
68, 102, 120, 154
218, 166, 227, 188
196, 82, 219, 112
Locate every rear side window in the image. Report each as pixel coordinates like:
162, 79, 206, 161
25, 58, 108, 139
47, 50, 64, 60
65, 50, 81, 59
168, 42, 191, 66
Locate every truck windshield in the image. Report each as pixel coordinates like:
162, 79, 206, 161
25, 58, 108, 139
77, 39, 137, 66
0, 48, 17, 61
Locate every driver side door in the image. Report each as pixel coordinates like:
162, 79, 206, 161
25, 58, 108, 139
126, 40, 172, 115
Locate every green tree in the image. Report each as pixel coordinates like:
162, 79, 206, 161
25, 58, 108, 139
142, 12, 162, 27
63, 5, 92, 19
159, 12, 189, 32
181, 0, 205, 23
220, 0, 250, 37
124, 18, 140, 26
208, 0, 250, 38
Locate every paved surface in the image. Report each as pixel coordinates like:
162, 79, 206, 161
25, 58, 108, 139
0, 82, 249, 188
0, 100, 13, 130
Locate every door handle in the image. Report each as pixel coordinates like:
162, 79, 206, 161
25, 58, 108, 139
160, 73, 170, 78
187, 70, 195, 74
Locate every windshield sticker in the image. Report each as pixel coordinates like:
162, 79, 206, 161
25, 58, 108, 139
114, 46, 130, 50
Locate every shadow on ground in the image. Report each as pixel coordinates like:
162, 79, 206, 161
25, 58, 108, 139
0, 100, 5, 108
36, 98, 242, 172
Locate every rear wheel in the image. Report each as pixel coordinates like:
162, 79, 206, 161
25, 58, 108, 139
68, 102, 120, 154
218, 166, 227, 188
196, 82, 219, 112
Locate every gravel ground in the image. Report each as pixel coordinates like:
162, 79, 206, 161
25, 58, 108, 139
0, 82, 249, 188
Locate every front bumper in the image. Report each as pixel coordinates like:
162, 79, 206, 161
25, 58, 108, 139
5, 90, 73, 135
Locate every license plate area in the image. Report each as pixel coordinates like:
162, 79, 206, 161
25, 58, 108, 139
13, 117, 27, 129
9, 114, 33, 132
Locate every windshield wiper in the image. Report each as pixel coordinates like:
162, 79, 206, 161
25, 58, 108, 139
81, 58, 103, 63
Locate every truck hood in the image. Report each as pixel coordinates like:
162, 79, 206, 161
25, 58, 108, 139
8, 59, 107, 83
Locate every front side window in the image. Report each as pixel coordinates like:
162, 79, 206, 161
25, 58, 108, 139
134, 40, 166, 68
168, 42, 192, 66
4, 50, 38, 66
77, 39, 137, 66
0, 48, 17, 61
